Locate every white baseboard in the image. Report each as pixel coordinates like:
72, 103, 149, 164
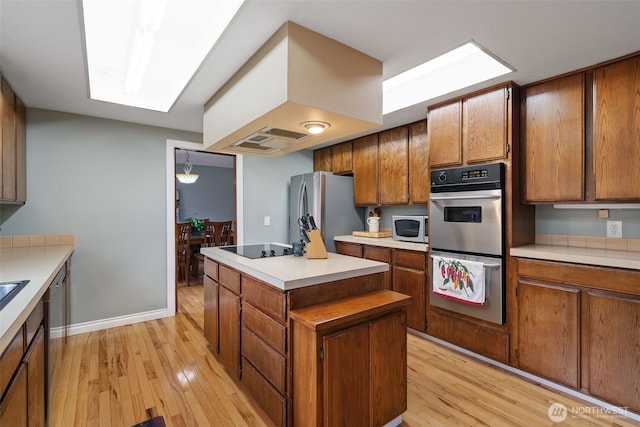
51, 308, 170, 338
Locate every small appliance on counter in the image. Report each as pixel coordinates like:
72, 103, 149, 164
392, 215, 428, 243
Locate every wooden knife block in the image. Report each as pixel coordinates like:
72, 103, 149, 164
306, 229, 328, 259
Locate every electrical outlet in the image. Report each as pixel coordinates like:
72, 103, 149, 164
606, 220, 622, 238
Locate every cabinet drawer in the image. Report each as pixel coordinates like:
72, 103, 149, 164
219, 264, 240, 294
204, 257, 218, 281
336, 241, 363, 257
242, 276, 286, 323
242, 326, 286, 393
243, 303, 286, 355
363, 245, 391, 263
241, 357, 286, 427
393, 250, 426, 270
0, 326, 24, 396
26, 299, 44, 345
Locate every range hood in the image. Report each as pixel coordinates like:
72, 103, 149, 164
203, 21, 383, 156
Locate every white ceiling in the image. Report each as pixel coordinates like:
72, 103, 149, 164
1, 1, 639, 147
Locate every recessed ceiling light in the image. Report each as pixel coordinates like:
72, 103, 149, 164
300, 121, 331, 135
82, 0, 244, 112
383, 41, 514, 114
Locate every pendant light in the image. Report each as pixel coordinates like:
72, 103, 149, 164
176, 151, 199, 184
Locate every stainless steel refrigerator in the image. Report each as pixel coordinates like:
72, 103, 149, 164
289, 172, 364, 252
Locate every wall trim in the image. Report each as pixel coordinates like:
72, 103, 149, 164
59, 308, 169, 338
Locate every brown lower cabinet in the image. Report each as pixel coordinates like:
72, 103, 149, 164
515, 258, 640, 412
0, 295, 46, 427
335, 241, 427, 331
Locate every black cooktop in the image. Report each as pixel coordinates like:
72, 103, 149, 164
220, 243, 292, 259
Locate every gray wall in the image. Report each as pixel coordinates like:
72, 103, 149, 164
535, 205, 640, 238
0, 109, 201, 324
176, 164, 234, 223
242, 152, 313, 245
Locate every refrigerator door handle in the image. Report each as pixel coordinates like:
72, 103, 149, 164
298, 178, 308, 219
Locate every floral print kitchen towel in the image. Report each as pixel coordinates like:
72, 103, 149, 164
432, 256, 486, 305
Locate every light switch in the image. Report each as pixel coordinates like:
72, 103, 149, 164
264, 216, 271, 226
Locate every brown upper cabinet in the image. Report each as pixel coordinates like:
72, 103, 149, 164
1, 76, 26, 204
313, 141, 353, 174
521, 52, 640, 203
428, 84, 513, 168
593, 55, 640, 200
408, 120, 429, 203
427, 100, 462, 167
522, 73, 585, 202
352, 134, 379, 206
379, 126, 409, 204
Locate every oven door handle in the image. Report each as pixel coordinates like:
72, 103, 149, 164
430, 254, 500, 269
430, 194, 501, 202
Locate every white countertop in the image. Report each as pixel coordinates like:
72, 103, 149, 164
510, 244, 640, 271
334, 235, 428, 252
201, 245, 389, 291
0, 245, 74, 354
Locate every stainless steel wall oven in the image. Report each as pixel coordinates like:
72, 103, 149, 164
429, 162, 505, 325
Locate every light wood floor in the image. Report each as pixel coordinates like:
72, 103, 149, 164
51, 285, 639, 427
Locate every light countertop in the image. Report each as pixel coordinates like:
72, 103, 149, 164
334, 235, 428, 252
510, 244, 640, 271
201, 245, 388, 291
0, 245, 74, 355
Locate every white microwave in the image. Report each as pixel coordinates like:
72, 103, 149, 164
392, 215, 428, 243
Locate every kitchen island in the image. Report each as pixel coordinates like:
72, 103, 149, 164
200, 245, 411, 427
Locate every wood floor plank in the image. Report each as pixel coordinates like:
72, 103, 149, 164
49, 285, 638, 427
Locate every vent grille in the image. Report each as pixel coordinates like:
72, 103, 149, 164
264, 127, 307, 140
236, 141, 274, 151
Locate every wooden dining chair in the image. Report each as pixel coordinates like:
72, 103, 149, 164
191, 220, 216, 278
176, 221, 192, 287
212, 221, 233, 246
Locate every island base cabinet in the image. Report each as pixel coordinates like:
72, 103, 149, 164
203, 276, 219, 352
219, 285, 241, 378
291, 291, 410, 427
587, 291, 640, 412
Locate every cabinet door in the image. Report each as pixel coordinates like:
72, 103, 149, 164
352, 134, 379, 206
392, 266, 425, 331
465, 87, 509, 163
25, 326, 45, 427
313, 147, 332, 172
408, 120, 429, 203
379, 126, 408, 204
523, 74, 584, 202
363, 245, 391, 290
0, 364, 27, 427
219, 286, 241, 378
593, 56, 640, 200
323, 324, 370, 426
1, 77, 16, 201
517, 280, 579, 388
331, 141, 353, 174
427, 100, 462, 167
587, 291, 640, 412
203, 275, 219, 352
15, 96, 26, 202
370, 311, 407, 425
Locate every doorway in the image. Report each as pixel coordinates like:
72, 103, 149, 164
166, 139, 238, 315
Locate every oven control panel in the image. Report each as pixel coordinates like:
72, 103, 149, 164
431, 162, 504, 191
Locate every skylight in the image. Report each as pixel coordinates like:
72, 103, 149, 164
82, 0, 244, 112
383, 41, 514, 114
